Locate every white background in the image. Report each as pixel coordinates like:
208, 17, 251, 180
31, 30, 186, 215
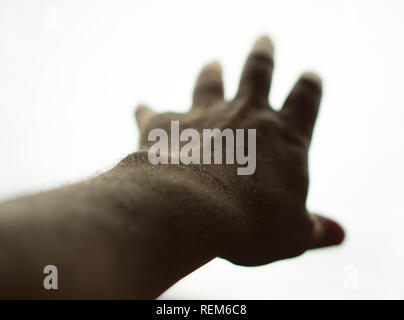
0, 0, 403, 299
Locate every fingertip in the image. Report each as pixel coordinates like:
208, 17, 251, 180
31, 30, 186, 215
135, 104, 147, 119
235, 36, 275, 104
193, 61, 224, 108
300, 71, 322, 90
311, 214, 345, 249
135, 104, 155, 127
201, 61, 222, 74
252, 35, 274, 58
325, 218, 345, 245
196, 61, 223, 83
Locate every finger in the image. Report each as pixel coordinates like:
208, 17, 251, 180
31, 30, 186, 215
192, 61, 224, 108
281, 72, 322, 140
310, 213, 345, 249
235, 35, 274, 107
135, 104, 156, 130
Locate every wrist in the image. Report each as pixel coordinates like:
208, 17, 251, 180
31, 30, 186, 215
117, 151, 240, 250
110, 151, 242, 297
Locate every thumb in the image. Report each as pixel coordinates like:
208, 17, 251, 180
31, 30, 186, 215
310, 213, 345, 249
135, 104, 156, 130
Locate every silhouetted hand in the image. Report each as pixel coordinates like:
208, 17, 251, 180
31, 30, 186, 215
0, 36, 346, 299
135, 36, 344, 266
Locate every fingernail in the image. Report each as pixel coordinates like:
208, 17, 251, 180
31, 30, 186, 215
300, 71, 322, 86
252, 35, 274, 57
328, 220, 345, 245
202, 61, 222, 74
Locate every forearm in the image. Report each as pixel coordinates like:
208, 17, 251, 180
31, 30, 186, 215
0, 152, 235, 299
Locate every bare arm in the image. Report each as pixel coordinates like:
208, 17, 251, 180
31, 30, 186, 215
0, 153, 239, 299
0, 36, 344, 299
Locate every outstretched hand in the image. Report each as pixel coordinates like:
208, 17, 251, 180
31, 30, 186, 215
0, 36, 345, 299
134, 36, 344, 266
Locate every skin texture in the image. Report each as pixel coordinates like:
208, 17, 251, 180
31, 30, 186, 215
0, 36, 344, 299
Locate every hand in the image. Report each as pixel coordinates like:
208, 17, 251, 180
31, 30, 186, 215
134, 36, 344, 266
